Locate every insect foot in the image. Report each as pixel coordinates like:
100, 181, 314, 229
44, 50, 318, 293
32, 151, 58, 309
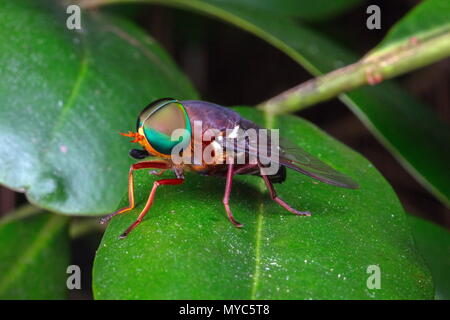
99, 213, 115, 224
292, 210, 311, 216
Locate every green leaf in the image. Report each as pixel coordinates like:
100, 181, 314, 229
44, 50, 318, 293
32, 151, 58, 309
201, 0, 362, 20
408, 215, 450, 300
93, 108, 432, 299
371, 0, 450, 56
345, 0, 450, 206
0, 207, 70, 299
0, 0, 198, 215
84, 0, 361, 20
89, 0, 450, 207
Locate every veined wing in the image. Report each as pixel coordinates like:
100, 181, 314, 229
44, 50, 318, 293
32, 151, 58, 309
275, 137, 359, 188
219, 128, 359, 189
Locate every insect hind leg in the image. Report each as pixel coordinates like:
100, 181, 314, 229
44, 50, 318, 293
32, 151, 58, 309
260, 173, 311, 216
223, 163, 243, 227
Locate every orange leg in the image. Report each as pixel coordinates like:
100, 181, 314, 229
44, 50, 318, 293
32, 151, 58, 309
100, 161, 169, 225
119, 178, 184, 238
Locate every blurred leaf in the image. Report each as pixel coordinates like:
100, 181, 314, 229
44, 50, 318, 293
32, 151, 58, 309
93, 108, 432, 299
205, 0, 362, 20
408, 215, 450, 300
94, 0, 450, 206
88, 0, 361, 20
0, 208, 69, 299
0, 0, 198, 215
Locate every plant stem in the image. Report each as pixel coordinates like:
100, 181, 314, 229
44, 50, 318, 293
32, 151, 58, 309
257, 30, 450, 114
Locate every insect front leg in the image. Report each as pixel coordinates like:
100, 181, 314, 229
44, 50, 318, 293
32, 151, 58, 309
100, 161, 169, 224
223, 163, 243, 227
119, 178, 184, 238
260, 171, 311, 216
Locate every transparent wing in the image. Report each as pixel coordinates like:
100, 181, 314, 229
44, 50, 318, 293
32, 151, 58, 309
219, 129, 359, 189
275, 137, 358, 188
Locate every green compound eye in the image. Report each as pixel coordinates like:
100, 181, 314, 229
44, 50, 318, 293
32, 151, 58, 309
137, 98, 191, 155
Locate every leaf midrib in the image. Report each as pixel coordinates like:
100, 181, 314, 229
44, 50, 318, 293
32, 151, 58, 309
249, 111, 275, 299
35, 9, 197, 203
41, 13, 179, 159
39, 35, 89, 163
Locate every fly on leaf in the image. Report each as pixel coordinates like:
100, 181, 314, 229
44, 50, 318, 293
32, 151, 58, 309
101, 98, 358, 238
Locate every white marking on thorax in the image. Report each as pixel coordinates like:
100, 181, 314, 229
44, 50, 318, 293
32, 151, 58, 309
228, 125, 240, 139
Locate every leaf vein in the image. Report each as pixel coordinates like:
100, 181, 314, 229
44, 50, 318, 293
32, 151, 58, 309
0, 215, 67, 294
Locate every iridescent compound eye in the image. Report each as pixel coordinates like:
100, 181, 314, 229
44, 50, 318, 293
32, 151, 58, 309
137, 98, 191, 155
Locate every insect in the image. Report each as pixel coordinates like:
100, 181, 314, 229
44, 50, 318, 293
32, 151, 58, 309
101, 98, 358, 238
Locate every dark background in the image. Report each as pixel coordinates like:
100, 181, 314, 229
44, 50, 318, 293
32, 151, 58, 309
0, 0, 448, 299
